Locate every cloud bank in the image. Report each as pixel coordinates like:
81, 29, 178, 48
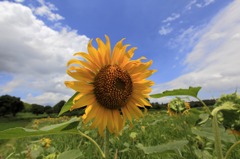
152, 0, 240, 103
0, 1, 89, 105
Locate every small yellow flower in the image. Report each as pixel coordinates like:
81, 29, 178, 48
141, 126, 146, 133
65, 35, 156, 135
41, 138, 51, 148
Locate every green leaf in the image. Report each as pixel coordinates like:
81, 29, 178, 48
58, 149, 83, 159
59, 92, 79, 116
191, 127, 236, 143
136, 140, 188, 154
196, 113, 210, 126
150, 86, 201, 99
0, 117, 80, 139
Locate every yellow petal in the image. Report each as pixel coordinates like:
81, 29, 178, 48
121, 106, 132, 123
105, 35, 111, 62
66, 67, 95, 82
84, 102, 101, 123
131, 93, 151, 106
96, 37, 111, 66
82, 105, 92, 120
111, 38, 125, 64
99, 110, 108, 135
67, 59, 98, 74
71, 93, 96, 110
128, 101, 144, 117
128, 60, 153, 75
119, 47, 136, 68
74, 52, 100, 70
106, 110, 114, 133
65, 81, 94, 93
90, 106, 105, 131
87, 39, 102, 66
112, 110, 120, 133
131, 70, 157, 82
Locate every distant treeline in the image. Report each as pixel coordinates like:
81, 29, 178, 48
150, 99, 216, 110
0, 94, 217, 117
0, 94, 84, 117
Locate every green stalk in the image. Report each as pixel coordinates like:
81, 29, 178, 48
212, 115, 223, 159
104, 129, 110, 159
195, 97, 211, 114
224, 140, 240, 159
78, 130, 105, 158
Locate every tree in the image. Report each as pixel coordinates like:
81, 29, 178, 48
23, 102, 32, 112
0, 95, 24, 116
31, 104, 45, 116
53, 100, 66, 114
44, 105, 53, 115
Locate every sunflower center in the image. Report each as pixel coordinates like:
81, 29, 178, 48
93, 65, 132, 109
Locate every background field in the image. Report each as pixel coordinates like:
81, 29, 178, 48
0, 108, 239, 159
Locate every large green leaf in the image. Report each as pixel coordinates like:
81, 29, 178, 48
150, 86, 201, 99
58, 149, 83, 159
59, 92, 79, 116
136, 140, 188, 154
0, 117, 80, 139
191, 127, 236, 143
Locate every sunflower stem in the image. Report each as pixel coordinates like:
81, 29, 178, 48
78, 130, 105, 158
104, 129, 110, 159
224, 140, 240, 159
195, 97, 211, 114
212, 115, 223, 159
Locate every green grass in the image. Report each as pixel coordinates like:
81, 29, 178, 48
0, 118, 30, 131
0, 109, 239, 159
0, 112, 57, 131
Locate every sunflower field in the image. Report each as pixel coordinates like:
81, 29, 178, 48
0, 90, 240, 159
0, 36, 239, 159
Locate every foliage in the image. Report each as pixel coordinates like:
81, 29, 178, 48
0, 95, 24, 116
59, 92, 78, 116
23, 102, 32, 112
31, 104, 45, 116
150, 86, 201, 99
53, 100, 66, 114
0, 88, 240, 159
44, 106, 53, 115
214, 92, 240, 134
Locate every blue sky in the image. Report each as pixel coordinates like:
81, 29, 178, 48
0, 0, 239, 105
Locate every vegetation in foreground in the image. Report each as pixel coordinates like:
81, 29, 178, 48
0, 107, 239, 159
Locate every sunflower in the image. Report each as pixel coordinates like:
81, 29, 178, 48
215, 93, 240, 136
167, 97, 190, 116
65, 35, 155, 135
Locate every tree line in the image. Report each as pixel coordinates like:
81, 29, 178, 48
0, 95, 84, 117
0, 94, 217, 117
151, 99, 216, 110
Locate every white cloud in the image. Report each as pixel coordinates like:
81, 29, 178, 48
186, 0, 197, 10
14, 0, 24, 3
162, 13, 180, 23
0, 1, 89, 105
1, 77, 23, 94
31, 0, 64, 21
196, 0, 215, 8
186, 0, 215, 10
159, 13, 180, 36
152, 0, 240, 103
169, 25, 207, 53
159, 25, 173, 35
25, 92, 72, 105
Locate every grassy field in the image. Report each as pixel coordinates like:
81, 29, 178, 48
0, 109, 239, 159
